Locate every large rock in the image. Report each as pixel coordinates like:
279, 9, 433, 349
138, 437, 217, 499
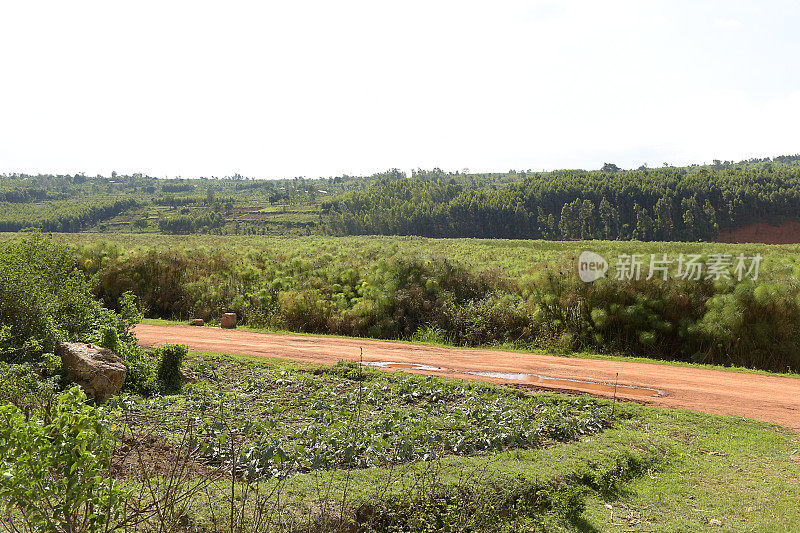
221, 313, 237, 329
57, 342, 126, 403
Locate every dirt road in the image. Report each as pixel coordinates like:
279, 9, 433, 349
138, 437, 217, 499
135, 324, 800, 431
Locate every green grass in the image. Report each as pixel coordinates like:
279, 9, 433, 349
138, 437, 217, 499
580, 411, 800, 532
44, 232, 800, 278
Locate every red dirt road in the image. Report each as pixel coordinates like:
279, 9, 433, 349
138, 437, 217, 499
135, 324, 800, 431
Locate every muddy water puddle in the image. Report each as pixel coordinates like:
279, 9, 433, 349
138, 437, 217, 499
362, 361, 442, 371
467, 371, 663, 397
360, 361, 662, 397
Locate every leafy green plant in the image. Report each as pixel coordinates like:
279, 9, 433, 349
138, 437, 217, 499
0, 386, 129, 533
156, 344, 188, 393
0, 362, 56, 415
187, 368, 609, 480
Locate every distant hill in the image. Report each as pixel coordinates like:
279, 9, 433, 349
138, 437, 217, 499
3, 155, 800, 241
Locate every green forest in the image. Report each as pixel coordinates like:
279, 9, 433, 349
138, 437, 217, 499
324, 157, 800, 241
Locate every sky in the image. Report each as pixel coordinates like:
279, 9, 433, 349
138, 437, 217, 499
1, 0, 799, 179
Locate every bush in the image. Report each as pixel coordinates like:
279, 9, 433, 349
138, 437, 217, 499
155, 344, 188, 393
100, 327, 157, 396
0, 362, 57, 415
528, 268, 800, 372
0, 386, 129, 533
0, 236, 76, 363
441, 292, 534, 346
696, 281, 800, 371
278, 289, 330, 332
0, 236, 142, 368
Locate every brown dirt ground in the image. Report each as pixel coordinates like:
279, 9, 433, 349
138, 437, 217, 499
135, 324, 800, 431
110, 433, 221, 480
717, 220, 800, 244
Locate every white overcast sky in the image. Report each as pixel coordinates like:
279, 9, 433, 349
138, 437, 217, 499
1, 0, 799, 179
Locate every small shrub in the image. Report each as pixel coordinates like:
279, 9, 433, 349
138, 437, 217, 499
97, 326, 157, 396
412, 323, 450, 344
311, 360, 373, 381
155, 344, 188, 393
100, 326, 121, 353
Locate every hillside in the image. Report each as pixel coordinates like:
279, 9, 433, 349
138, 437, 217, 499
3, 156, 800, 242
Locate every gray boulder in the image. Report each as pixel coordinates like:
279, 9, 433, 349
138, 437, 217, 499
57, 342, 126, 403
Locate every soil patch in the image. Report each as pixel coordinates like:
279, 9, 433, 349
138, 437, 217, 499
717, 220, 800, 244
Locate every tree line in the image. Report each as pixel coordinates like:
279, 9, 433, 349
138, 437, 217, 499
0, 198, 139, 233
324, 161, 800, 241
158, 212, 225, 234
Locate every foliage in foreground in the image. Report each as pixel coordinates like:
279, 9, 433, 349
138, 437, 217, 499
0, 357, 615, 532
0, 386, 128, 533
154, 343, 188, 393
0, 236, 139, 366
3, 352, 799, 531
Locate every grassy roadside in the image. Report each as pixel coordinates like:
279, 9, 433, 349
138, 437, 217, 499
580, 409, 800, 532
150, 350, 800, 531
140, 318, 800, 380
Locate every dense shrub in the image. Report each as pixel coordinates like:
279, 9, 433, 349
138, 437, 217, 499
0, 362, 57, 414
99, 325, 157, 396
529, 271, 715, 360
0, 236, 81, 364
0, 236, 140, 366
94, 249, 194, 318
155, 343, 188, 393
278, 289, 331, 332
0, 236, 152, 398
695, 281, 800, 371
528, 270, 800, 372
442, 292, 535, 347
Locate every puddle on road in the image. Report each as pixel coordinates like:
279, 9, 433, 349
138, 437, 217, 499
360, 362, 662, 397
467, 371, 662, 397
362, 361, 442, 371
